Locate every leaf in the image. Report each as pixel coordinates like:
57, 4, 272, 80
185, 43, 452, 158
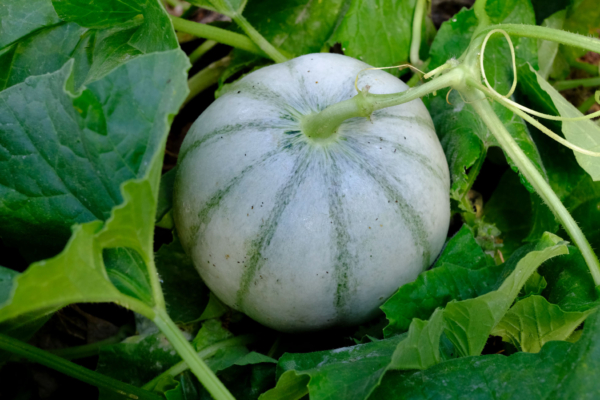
482, 169, 558, 258
0, 49, 189, 330
526, 64, 600, 180
155, 237, 209, 325
389, 309, 444, 370
491, 295, 595, 353
0, 0, 61, 49
244, 0, 345, 57
52, 0, 143, 28
428, 0, 544, 208
187, 0, 247, 17
434, 225, 495, 270
443, 232, 568, 357
157, 167, 177, 222
0, 0, 176, 92
0, 49, 188, 260
539, 246, 600, 312
538, 10, 566, 80
331, 0, 417, 73
97, 332, 182, 388
530, 0, 570, 24
382, 225, 498, 337
261, 335, 405, 400
373, 309, 600, 399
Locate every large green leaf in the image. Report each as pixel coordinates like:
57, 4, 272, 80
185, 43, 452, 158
539, 246, 600, 312
0, 0, 176, 91
261, 334, 405, 400
0, 48, 189, 329
52, 0, 143, 28
244, 0, 345, 57
0, 50, 188, 260
491, 295, 594, 353
482, 169, 558, 258
382, 225, 497, 336
0, 0, 61, 49
373, 308, 600, 399
443, 233, 568, 357
331, 0, 417, 73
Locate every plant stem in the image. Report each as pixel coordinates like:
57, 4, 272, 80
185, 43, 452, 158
183, 56, 231, 108
410, 0, 427, 67
578, 92, 599, 114
170, 15, 265, 57
49, 325, 134, 360
301, 68, 463, 140
569, 60, 599, 77
152, 308, 235, 400
142, 334, 257, 390
554, 77, 600, 92
475, 24, 600, 54
230, 12, 288, 63
189, 40, 218, 64
0, 334, 162, 400
463, 81, 600, 285
459, 148, 487, 214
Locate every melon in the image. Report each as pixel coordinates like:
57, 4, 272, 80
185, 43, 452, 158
173, 53, 450, 332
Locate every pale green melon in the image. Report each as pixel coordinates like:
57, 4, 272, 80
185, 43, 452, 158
173, 53, 450, 332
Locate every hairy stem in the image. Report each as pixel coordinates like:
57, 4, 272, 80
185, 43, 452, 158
475, 24, 600, 54
189, 40, 218, 64
142, 334, 257, 390
153, 308, 235, 400
183, 56, 231, 108
554, 76, 600, 92
49, 325, 134, 360
230, 12, 288, 63
0, 334, 162, 400
410, 0, 427, 66
463, 82, 600, 285
170, 16, 265, 56
301, 68, 463, 140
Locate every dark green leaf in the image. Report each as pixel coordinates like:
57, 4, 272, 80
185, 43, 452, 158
382, 225, 498, 337
482, 169, 558, 258
97, 331, 182, 388
530, 0, 570, 24
373, 308, 600, 399
1, 0, 176, 92
0, 50, 188, 260
0, 49, 189, 330
244, 0, 345, 57
155, 237, 209, 324
331, 0, 416, 73
443, 232, 568, 357
0, 0, 61, 49
156, 167, 176, 223
262, 335, 405, 400
491, 295, 594, 353
104, 247, 153, 304
434, 225, 495, 270
52, 0, 143, 28
539, 246, 600, 312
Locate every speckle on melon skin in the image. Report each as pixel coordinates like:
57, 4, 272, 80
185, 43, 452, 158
173, 53, 450, 332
